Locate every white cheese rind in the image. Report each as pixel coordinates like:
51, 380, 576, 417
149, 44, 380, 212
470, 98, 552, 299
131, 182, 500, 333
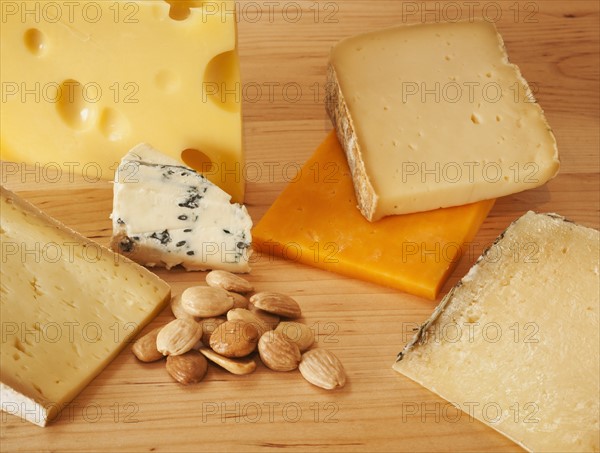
111, 144, 252, 273
394, 212, 599, 452
0, 382, 48, 427
0, 186, 171, 426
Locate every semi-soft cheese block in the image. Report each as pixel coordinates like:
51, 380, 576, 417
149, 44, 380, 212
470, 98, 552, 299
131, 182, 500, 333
327, 21, 559, 221
252, 132, 494, 300
394, 212, 599, 452
111, 144, 252, 273
0, 186, 171, 426
0, 1, 243, 201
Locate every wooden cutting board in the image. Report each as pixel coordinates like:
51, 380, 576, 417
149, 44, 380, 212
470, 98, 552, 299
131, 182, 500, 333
1, 1, 598, 451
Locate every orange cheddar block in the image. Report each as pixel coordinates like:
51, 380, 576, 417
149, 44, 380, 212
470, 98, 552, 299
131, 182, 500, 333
252, 132, 495, 299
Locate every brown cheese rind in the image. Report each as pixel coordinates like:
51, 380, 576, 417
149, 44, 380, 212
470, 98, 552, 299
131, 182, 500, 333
325, 63, 378, 222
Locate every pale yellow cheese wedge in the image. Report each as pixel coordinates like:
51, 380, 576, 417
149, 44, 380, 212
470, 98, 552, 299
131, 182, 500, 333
327, 21, 559, 220
394, 212, 599, 452
0, 186, 170, 426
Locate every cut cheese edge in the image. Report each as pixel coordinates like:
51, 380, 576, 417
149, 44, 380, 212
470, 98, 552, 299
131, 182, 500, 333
111, 144, 252, 273
327, 20, 559, 220
0, 186, 171, 426
394, 212, 599, 452
0, 1, 243, 201
253, 132, 494, 300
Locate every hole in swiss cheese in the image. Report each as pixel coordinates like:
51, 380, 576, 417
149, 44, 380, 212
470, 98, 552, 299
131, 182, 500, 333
165, 0, 206, 20
203, 50, 241, 113
181, 148, 214, 174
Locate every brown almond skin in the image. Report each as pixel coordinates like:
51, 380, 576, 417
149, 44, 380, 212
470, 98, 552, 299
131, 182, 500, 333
250, 292, 302, 318
132, 327, 164, 362
299, 349, 346, 390
248, 303, 280, 329
275, 321, 315, 352
156, 318, 202, 356
229, 292, 249, 309
181, 286, 234, 317
227, 308, 269, 336
170, 294, 199, 321
258, 331, 301, 371
206, 270, 254, 293
209, 320, 259, 358
199, 317, 226, 345
166, 350, 208, 385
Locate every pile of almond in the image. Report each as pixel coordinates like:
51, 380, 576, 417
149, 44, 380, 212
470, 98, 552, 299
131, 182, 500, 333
132, 270, 346, 390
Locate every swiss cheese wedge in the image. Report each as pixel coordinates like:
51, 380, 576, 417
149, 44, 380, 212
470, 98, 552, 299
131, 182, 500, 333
0, 1, 243, 201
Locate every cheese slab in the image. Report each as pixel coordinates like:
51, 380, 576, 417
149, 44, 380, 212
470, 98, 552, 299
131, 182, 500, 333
0, 186, 171, 426
252, 132, 494, 300
111, 144, 252, 273
394, 212, 599, 452
327, 20, 559, 220
0, 0, 243, 202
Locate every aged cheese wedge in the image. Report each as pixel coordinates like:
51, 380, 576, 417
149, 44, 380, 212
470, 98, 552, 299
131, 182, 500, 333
327, 20, 559, 220
111, 144, 252, 273
252, 132, 494, 300
0, 1, 243, 201
394, 212, 599, 452
0, 186, 171, 426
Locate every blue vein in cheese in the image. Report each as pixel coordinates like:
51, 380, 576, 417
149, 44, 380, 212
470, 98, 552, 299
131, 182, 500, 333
111, 144, 252, 273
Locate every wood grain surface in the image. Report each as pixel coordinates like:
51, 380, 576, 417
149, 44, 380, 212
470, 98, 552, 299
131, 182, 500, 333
1, 1, 599, 452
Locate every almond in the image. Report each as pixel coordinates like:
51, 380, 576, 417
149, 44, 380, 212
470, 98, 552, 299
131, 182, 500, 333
199, 347, 256, 375
181, 286, 234, 317
258, 331, 301, 371
229, 291, 249, 309
210, 320, 259, 358
198, 317, 226, 345
275, 321, 315, 352
206, 270, 253, 293
170, 294, 199, 321
227, 308, 269, 336
166, 350, 208, 385
131, 326, 164, 362
299, 349, 346, 390
250, 292, 302, 318
248, 303, 280, 329
156, 318, 202, 356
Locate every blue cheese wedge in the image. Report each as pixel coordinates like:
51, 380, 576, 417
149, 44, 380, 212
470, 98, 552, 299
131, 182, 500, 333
394, 212, 599, 452
111, 144, 252, 273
